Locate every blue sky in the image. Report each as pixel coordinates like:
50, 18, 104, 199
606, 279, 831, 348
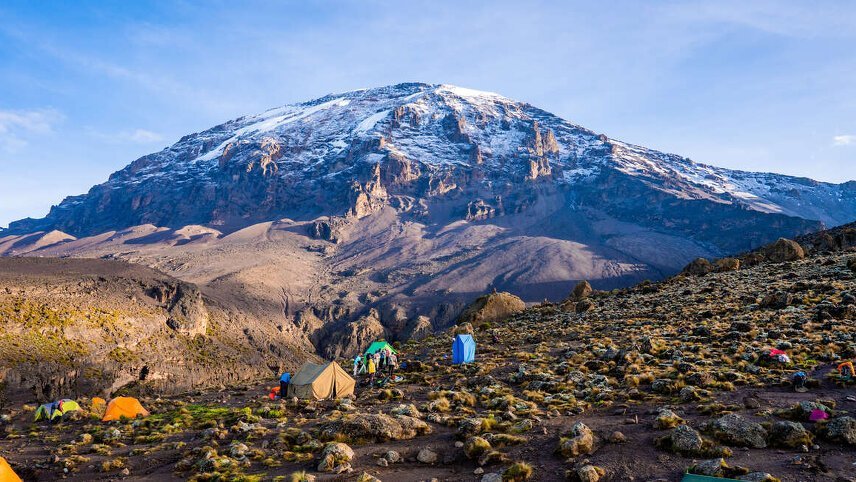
1, 0, 854, 228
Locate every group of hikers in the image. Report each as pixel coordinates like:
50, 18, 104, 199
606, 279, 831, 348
352, 348, 398, 385
791, 360, 855, 392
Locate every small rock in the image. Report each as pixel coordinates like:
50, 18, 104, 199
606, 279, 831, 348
558, 422, 595, 457
576, 464, 605, 482
654, 408, 684, 429
417, 447, 438, 464
383, 450, 401, 464
691, 458, 727, 477
737, 473, 779, 482
318, 442, 355, 472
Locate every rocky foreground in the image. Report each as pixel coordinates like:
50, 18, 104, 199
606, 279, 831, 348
1, 228, 856, 481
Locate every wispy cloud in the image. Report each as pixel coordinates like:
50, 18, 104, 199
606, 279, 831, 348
0, 108, 64, 151
87, 128, 164, 144
124, 129, 163, 143
833, 134, 855, 146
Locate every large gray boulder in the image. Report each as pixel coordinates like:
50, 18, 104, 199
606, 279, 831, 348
825, 416, 856, 445
711, 413, 768, 448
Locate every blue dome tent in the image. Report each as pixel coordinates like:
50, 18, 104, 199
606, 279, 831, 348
452, 334, 476, 364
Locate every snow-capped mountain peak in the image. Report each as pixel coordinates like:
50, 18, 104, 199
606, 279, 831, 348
5, 83, 855, 240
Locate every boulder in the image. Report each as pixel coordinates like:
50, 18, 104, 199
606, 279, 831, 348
691, 458, 728, 477
654, 409, 684, 429
683, 258, 714, 276
651, 379, 677, 395
317, 442, 355, 472
417, 447, 438, 464
340, 413, 428, 442
768, 421, 811, 448
457, 291, 525, 327
383, 450, 401, 464
464, 436, 491, 459
760, 292, 793, 309
761, 238, 805, 263
669, 424, 704, 454
393, 415, 432, 438
389, 403, 422, 418
568, 280, 593, 301
558, 422, 595, 457
825, 416, 856, 445
847, 257, 856, 273
356, 473, 382, 482
711, 413, 768, 448
576, 464, 605, 482
795, 400, 831, 419
715, 258, 741, 272
575, 299, 595, 313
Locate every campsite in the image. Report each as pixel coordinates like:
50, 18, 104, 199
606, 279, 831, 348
2, 232, 856, 480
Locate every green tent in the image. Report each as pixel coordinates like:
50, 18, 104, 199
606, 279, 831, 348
34, 404, 61, 422
681, 475, 743, 482
34, 399, 81, 422
364, 341, 398, 356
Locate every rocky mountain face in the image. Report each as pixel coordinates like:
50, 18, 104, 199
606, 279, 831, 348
0, 257, 315, 402
2, 83, 855, 356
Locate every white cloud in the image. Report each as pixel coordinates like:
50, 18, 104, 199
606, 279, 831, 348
0, 108, 64, 151
86, 127, 164, 144
125, 129, 163, 143
833, 135, 855, 146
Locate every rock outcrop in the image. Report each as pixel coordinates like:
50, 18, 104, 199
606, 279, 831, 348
456, 291, 526, 328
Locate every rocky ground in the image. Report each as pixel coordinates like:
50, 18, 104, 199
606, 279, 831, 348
1, 231, 855, 481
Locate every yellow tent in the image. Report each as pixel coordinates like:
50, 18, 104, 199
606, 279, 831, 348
59, 399, 81, 416
102, 397, 149, 422
287, 361, 355, 400
0, 456, 22, 482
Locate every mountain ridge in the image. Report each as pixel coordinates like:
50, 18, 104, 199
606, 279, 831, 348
4, 82, 855, 237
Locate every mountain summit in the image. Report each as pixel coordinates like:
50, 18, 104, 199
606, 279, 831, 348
7, 82, 855, 238
3, 83, 856, 354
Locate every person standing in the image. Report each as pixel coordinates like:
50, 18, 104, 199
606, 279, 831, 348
388, 352, 397, 377
368, 356, 377, 385
353, 354, 362, 377
280, 372, 291, 398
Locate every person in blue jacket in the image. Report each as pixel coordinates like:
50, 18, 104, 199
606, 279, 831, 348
280, 372, 291, 398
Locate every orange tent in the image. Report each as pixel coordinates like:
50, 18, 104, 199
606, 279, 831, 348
102, 397, 149, 422
0, 456, 22, 482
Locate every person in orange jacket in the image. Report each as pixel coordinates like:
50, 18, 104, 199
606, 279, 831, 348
838, 361, 855, 380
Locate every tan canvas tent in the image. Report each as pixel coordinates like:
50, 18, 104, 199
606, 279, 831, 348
287, 361, 355, 400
